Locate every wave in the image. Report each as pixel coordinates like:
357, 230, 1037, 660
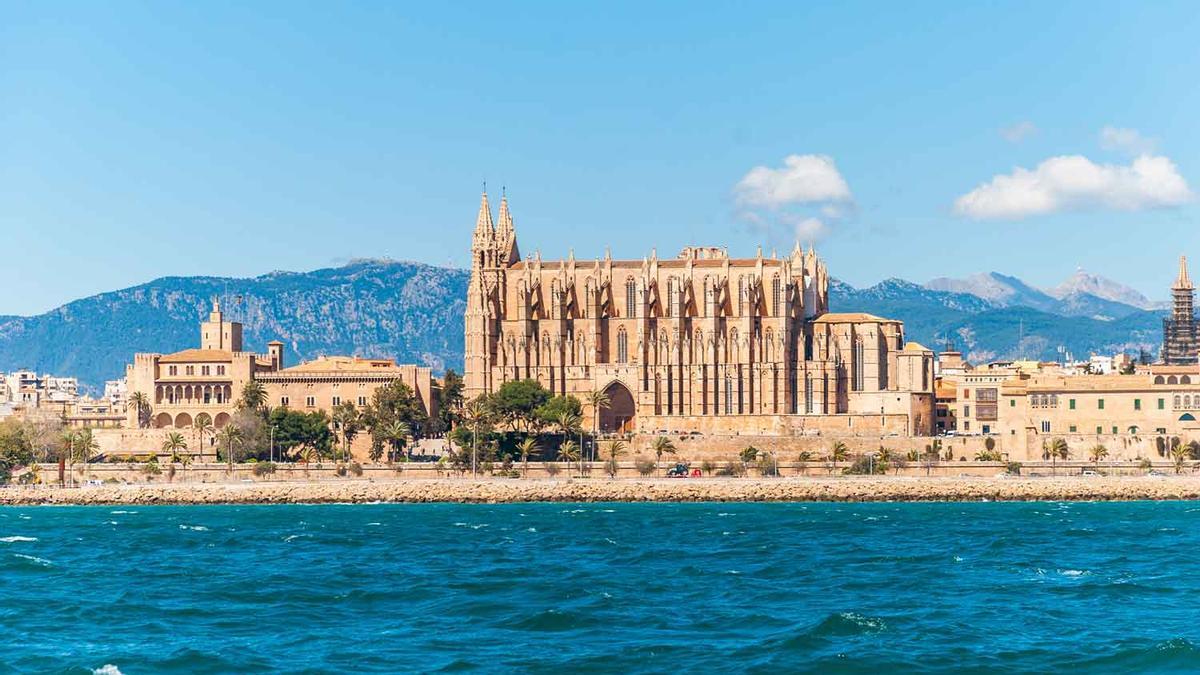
12, 553, 52, 567
0, 536, 37, 543
93, 666, 123, 675
179, 525, 209, 531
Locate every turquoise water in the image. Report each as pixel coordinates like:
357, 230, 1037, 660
3, 502, 1200, 673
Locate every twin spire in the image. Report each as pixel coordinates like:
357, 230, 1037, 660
473, 188, 520, 264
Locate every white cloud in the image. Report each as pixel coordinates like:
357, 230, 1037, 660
954, 154, 1192, 220
792, 217, 828, 240
734, 154, 852, 208
1100, 126, 1156, 155
1000, 121, 1037, 143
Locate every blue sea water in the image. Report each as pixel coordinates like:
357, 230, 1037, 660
3, 502, 1200, 674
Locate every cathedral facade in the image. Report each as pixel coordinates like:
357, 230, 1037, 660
463, 191, 935, 437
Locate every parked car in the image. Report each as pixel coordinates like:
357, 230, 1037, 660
666, 463, 691, 478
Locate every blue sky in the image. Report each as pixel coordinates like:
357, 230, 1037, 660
3, 1, 1198, 315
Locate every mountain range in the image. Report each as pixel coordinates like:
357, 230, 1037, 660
0, 261, 1169, 390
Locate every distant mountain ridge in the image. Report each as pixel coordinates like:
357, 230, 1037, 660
0, 262, 1167, 390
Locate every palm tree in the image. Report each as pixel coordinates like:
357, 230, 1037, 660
516, 437, 538, 478
877, 446, 894, 473
557, 439, 580, 470
605, 439, 627, 478
299, 446, 318, 475
193, 416, 214, 461
463, 398, 491, 478
73, 428, 98, 482
162, 431, 188, 458
556, 411, 583, 476
238, 380, 268, 411
126, 391, 151, 428
585, 389, 611, 461
384, 420, 412, 463
1172, 443, 1191, 474
216, 424, 244, 473
830, 441, 849, 467
650, 436, 676, 473
1050, 437, 1069, 474
60, 431, 77, 486
178, 452, 193, 483
796, 450, 814, 475
1088, 444, 1109, 465
332, 402, 361, 462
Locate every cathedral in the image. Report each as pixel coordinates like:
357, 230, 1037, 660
1162, 256, 1199, 365
463, 191, 936, 437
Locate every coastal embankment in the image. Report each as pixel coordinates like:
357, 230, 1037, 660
7, 476, 1200, 505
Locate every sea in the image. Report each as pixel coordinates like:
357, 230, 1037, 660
2, 501, 1200, 673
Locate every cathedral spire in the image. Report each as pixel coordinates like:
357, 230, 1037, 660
473, 189, 495, 242
1176, 255, 1193, 290
495, 189, 520, 264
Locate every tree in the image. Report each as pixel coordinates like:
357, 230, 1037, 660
193, 415, 214, 459
829, 441, 849, 465
516, 437, 538, 478
584, 389, 611, 461
162, 432, 188, 461
217, 424, 245, 471
332, 402, 362, 462
126, 391, 151, 428
434, 369, 465, 435
604, 439, 627, 478
796, 450, 814, 475
363, 380, 429, 460
1044, 437, 1069, 474
384, 420, 412, 463
536, 395, 584, 431
72, 428, 99, 481
1089, 444, 1109, 465
268, 408, 333, 462
238, 380, 268, 411
555, 410, 583, 476
557, 439, 580, 467
651, 436, 676, 473
460, 398, 494, 478
489, 379, 552, 433
1172, 442, 1191, 475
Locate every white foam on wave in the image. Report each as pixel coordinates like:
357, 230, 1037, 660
93, 665, 123, 675
0, 536, 37, 543
953, 555, 964, 562
110, 510, 137, 515
283, 534, 311, 542
366, 522, 382, 526
179, 525, 209, 532
13, 553, 51, 567
18, 515, 31, 520
526, 527, 537, 533
1059, 569, 1091, 577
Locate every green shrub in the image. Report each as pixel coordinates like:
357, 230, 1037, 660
1005, 462, 1022, 476
604, 458, 620, 477
142, 460, 161, 476
756, 454, 781, 476
844, 455, 886, 475
635, 458, 656, 476
252, 462, 277, 477
739, 446, 759, 463
700, 460, 717, 475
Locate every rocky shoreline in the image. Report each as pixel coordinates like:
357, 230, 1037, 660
6, 476, 1200, 505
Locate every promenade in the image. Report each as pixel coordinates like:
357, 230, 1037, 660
7, 475, 1200, 505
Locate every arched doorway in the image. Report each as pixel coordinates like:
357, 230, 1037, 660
214, 412, 231, 429
174, 412, 193, 429
599, 381, 636, 434
154, 412, 173, 429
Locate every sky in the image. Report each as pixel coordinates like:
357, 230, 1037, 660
2, 1, 1198, 315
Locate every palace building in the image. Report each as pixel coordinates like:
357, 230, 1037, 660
462, 191, 936, 437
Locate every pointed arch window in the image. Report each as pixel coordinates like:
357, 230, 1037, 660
617, 328, 629, 363
804, 373, 814, 413
625, 278, 637, 317
853, 338, 865, 391
724, 371, 734, 415
738, 276, 746, 315
772, 276, 781, 316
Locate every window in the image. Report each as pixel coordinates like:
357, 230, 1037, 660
772, 276, 781, 316
1159, 398, 1166, 410
1069, 425, 1077, 433
1096, 426, 1103, 434
964, 389, 970, 399
332, 396, 341, 406
737, 276, 746, 315
1098, 399, 1105, 410
617, 329, 629, 363
1112, 426, 1118, 434
853, 339, 864, 391
804, 373, 813, 414
217, 365, 225, 376
964, 405, 971, 417
306, 396, 315, 408
358, 396, 367, 406
168, 366, 178, 376
1040, 421, 1050, 433
667, 278, 677, 317
1010, 399, 1015, 407
724, 372, 733, 414
982, 424, 991, 434
1135, 399, 1142, 411
201, 365, 210, 376
625, 278, 637, 317
280, 396, 289, 406
185, 366, 195, 376
1069, 399, 1076, 410
964, 421, 970, 431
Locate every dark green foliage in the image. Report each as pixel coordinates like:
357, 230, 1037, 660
739, 446, 759, 463
268, 408, 334, 460
363, 380, 429, 458
252, 461, 277, 477
433, 369, 464, 435
534, 395, 583, 428
489, 379, 551, 432
844, 454, 887, 475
